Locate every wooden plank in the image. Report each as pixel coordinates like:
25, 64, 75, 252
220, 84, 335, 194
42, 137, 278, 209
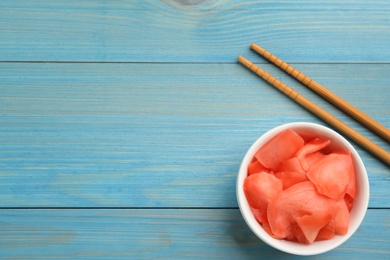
0, 208, 388, 259
0, 63, 389, 208
1, 0, 390, 62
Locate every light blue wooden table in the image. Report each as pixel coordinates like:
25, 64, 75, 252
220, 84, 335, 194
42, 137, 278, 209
1, 1, 389, 259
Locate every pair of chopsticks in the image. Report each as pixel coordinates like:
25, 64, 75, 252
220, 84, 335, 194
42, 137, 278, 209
238, 43, 390, 166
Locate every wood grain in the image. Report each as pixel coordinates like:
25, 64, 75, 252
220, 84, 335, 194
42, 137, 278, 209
1, 0, 390, 62
1, 63, 389, 208
0, 209, 388, 259
1, 1, 390, 258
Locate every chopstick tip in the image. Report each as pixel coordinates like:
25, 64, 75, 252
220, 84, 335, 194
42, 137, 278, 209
251, 43, 262, 52
237, 55, 245, 64
237, 55, 252, 68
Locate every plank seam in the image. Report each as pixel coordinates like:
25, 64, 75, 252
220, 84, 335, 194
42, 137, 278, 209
0, 207, 386, 210
1, 61, 390, 65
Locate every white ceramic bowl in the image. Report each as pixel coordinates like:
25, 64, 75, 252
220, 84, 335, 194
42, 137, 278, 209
237, 122, 369, 255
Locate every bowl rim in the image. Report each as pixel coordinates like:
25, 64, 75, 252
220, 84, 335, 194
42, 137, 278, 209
236, 122, 370, 256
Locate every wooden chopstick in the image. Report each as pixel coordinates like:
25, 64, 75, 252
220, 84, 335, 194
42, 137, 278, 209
251, 43, 390, 143
237, 55, 390, 166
